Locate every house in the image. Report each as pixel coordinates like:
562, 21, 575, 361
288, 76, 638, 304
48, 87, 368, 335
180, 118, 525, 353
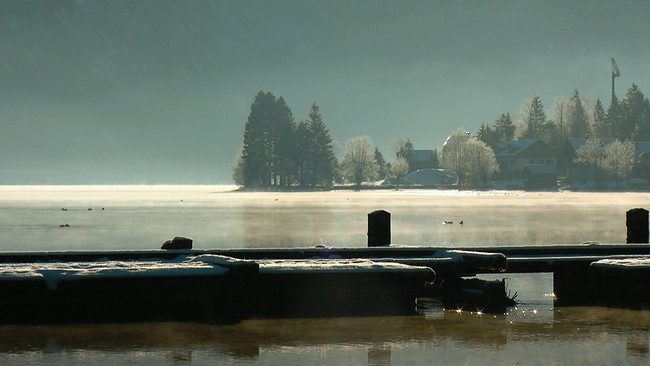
407, 150, 438, 174
493, 139, 557, 181
521, 166, 560, 189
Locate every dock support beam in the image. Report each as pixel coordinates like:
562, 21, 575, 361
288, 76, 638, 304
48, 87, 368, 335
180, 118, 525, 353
368, 210, 391, 247
627, 208, 649, 244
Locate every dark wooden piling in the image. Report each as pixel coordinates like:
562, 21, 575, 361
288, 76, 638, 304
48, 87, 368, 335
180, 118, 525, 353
627, 208, 649, 244
368, 210, 391, 247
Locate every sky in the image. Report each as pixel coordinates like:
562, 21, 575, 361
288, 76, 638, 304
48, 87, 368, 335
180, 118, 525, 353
0, 0, 649, 184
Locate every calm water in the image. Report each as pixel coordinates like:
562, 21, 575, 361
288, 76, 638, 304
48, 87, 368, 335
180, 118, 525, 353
1, 185, 650, 365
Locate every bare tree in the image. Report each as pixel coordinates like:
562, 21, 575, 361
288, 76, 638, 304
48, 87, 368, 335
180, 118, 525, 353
389, 137, 407, 157
549, 95, 567, 142
340, 135, 379, 187
391, 156, 409, 187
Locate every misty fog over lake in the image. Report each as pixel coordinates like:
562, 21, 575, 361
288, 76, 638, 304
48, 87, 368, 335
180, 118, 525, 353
2, 186, 650, 365
0, 186, 640, 252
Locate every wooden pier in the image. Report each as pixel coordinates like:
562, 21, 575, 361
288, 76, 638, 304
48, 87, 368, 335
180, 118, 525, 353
0, 208, 649, 324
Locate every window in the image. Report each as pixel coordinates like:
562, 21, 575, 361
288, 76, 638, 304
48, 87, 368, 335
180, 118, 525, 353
530, 159, 535, 164
510, 159, 515, 166
539, 159, 544, 164
546, 159, 553, 165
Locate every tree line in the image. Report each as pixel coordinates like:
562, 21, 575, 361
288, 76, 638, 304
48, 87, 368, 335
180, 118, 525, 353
234, 82, 649, 189
233, 91, 337, 189
476, 83, 650, 149
233, 91, 431, 189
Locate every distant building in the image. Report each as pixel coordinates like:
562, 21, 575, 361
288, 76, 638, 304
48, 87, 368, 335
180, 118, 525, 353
407, 150, 438, 173
493, 139, 557, 183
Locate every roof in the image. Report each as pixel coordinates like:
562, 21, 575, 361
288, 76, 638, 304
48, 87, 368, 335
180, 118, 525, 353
522, 166, 560, 175
410, 150, 435, 162
636, 142, 650, 154
493, 139, 539, 157
567, 138, 617, 151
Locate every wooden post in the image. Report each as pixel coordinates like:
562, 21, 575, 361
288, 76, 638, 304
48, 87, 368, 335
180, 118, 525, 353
627, 208, 649, 244
368, 210, 391, 247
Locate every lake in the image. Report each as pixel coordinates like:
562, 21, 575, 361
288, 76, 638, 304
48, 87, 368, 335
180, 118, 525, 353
0, 185, 649, 365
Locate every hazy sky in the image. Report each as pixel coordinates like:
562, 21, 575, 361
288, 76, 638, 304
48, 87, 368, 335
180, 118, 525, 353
1, 0, 649, 184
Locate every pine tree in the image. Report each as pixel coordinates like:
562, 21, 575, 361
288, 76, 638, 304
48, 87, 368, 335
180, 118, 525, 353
566, 89, 590, 138
272, 96, 296, 186
241, 91, 276, 187
606, 94, 623, 139
294, 120, 313, 186
477, 122, 497, 147
620, 84, 650, 140
521, 94, 546, 139
494, 112, 515, 142
374, 147, 388, 179
308, 102, 337, 187
397, 138, 415, 161
592, 98, 608, 138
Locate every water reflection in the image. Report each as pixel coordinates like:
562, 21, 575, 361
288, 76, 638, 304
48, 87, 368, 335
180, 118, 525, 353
2, 308, 650, 364
627, 331, 649, 363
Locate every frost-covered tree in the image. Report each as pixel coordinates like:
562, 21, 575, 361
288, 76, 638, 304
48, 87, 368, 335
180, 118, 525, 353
574, 138, 606, 188
441, 129, 496, 186
340, 135, 379, 187
441, 128, 471, 183
463, 139, 499, 186
603, 139, 637, 186
391, 156, 409, 187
